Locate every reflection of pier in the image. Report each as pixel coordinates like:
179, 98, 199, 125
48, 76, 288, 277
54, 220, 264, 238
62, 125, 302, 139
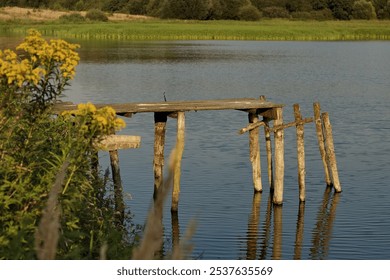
243, 188, 340, 260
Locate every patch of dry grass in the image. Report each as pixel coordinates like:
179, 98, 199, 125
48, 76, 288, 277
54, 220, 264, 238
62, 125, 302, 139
0, 6, 152, 22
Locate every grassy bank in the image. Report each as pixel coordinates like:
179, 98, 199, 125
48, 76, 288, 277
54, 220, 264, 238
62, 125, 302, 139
1, 19, 390, 41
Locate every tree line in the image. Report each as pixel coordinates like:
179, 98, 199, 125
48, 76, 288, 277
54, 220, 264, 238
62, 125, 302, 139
1, 0, 390, 20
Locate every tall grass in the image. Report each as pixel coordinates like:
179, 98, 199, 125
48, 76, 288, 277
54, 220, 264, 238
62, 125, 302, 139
1, 19, 390, 41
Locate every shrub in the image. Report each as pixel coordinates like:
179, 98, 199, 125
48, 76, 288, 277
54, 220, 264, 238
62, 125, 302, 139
59, 13, 86, 23
85, 9, 109, 22
0, 30, 135, 260
238, 4, 262, 21
262, 6, 291, 18
352, 0, 377, 19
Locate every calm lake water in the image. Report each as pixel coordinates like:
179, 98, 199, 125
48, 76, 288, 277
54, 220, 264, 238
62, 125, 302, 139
1, 38, 390, 259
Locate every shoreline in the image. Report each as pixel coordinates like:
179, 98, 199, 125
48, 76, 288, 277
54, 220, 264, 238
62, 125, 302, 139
1, 7, 390, 41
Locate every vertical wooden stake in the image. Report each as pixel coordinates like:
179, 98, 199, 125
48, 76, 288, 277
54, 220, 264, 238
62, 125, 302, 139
248, 112, 262, 192
109, 149, 124, 224
321, 112, 342, 192
153, 112, 168, 199
294, 104, 306, 202
313, 103, 332, 186
263, 118, 274, 191
273, 108, 284, 205
172, 111, 185, 212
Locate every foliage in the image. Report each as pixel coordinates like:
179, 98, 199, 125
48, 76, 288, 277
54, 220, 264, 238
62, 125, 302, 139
59, 13, 86, 23
1, 29, 79, 112
4, 0, 390, 20
0, 30, 137, 259
85, 9, 109, 22
238, 4, 262, 21
262, 6, 291, 18
352, 0, 377, 19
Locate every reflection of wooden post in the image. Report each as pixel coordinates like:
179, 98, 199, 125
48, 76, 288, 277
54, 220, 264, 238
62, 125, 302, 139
313, 103, 332, 186
246, 192, 262, 260
322, 112, 342, 192
273, 108, 284, 205
264, 118, 274, 191
294, 104, 306, 202
172, 112, 185, 212
294, 202, 305, 260
154, 112, 168, 199
248, 112, 262, 192
109, 149, 124, 224
171, 211, 180, 253
272, 205, 283, 260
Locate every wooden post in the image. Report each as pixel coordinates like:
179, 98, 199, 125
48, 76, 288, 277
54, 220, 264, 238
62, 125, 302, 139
263, 118, 274, 191
313, 103, 332, 186
273, 108, 284, 205
248, 112, 262, 192
153, 112, 168, 199
321, 112, 342, 192
172, 111, 185, 212
294, 104, 306, 202
109, 149, 125, 224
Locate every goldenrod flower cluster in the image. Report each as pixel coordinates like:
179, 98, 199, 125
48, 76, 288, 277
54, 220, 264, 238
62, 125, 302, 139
62, 102, 126, 136
0, 29, 79, 91
0, 49, 45, 87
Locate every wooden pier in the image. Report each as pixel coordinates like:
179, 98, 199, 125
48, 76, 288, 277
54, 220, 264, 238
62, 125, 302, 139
54, 96, 341, 212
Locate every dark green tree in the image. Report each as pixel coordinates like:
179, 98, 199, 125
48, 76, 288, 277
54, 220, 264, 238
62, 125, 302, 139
327, 0, 354, 19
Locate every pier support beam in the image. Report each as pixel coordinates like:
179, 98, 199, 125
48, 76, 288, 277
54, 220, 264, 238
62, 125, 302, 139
294, 104, 306, 202
153, 112, 168, 199
273, 108, 285, 205
248, 112, 262, 192
313, 103, 332, 187
109, 149, 125, 225
321, 112, 342, 193
263, 118, 274, 191
172, 111, 185, 212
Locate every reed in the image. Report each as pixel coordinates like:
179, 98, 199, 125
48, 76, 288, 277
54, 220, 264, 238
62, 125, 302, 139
1, 19, 390, 41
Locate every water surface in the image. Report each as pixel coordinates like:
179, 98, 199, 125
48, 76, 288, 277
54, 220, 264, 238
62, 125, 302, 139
1, 38, 389, 259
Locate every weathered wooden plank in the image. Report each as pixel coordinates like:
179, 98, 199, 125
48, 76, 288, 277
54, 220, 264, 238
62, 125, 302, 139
94, 135, 141, 151
53, 98, 284, 115
109, 149, 125, 225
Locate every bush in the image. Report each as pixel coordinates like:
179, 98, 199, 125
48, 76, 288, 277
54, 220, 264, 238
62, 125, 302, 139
85, 9, 109, 22
0, 30, 136, 260
59, 13, 86, 23
352, 0, 377, 19
262, 6, 291, 18
238, 4, 262, 21
291, 9, 333, 20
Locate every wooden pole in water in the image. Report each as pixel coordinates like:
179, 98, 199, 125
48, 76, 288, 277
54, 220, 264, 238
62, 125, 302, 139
273, 108, 284, 205
109, 148, 125, 224
313, 103, 332, 186
264, 119, 274, 191
321, 112, 342, 192
294, 104, 306, 202
248, 112, 262, 192
153, 112, 168, 199
172, 111, 185, 212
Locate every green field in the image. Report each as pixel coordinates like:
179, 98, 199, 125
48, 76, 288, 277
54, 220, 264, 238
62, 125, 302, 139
1, 19, 390, 41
